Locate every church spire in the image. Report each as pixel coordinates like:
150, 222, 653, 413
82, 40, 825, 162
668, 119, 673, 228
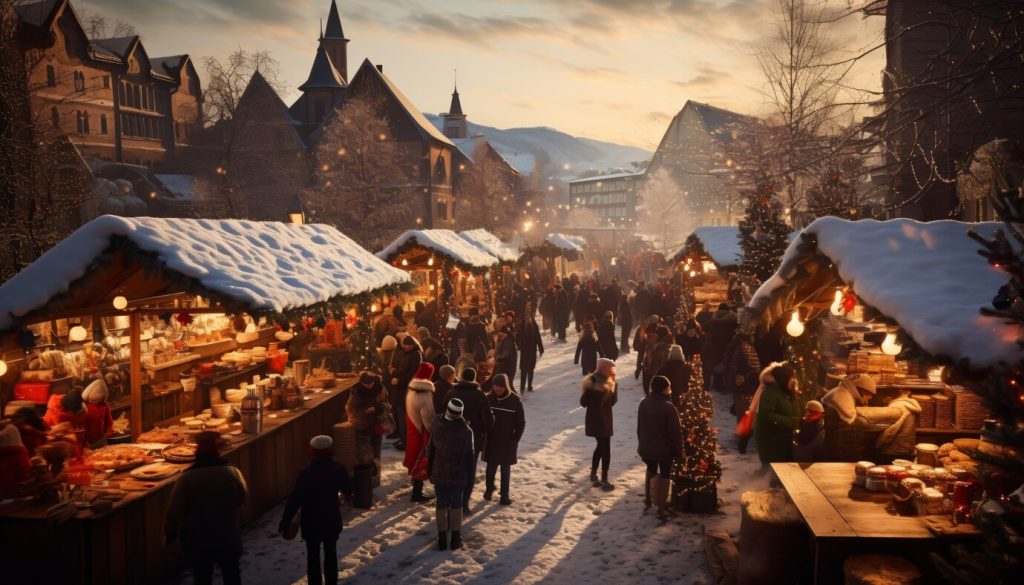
317, 0, 349, 83
443, 74, 468, 139
324, 0, 345, 40
449, 85, 463, 116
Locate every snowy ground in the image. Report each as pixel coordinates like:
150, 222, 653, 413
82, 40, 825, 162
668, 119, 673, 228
169, 330, 769, 584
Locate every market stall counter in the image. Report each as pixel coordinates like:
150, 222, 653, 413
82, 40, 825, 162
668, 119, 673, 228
0, 378, 356, 585
771, 462, 981, 584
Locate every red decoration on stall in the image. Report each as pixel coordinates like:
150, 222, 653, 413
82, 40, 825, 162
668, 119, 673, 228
841, 291, 857, 314
175, 311, 193, 326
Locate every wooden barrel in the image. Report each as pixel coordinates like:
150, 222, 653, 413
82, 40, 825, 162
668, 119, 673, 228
738, 490, 808, 585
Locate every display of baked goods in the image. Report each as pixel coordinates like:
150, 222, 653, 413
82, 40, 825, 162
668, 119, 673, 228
162, 443, 198, 463
87, 445, 151, 471
130, 462, 182, 481
136, 427, 186, 444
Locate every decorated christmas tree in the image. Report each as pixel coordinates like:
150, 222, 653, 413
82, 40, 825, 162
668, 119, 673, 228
805, 159, 863, 221
672, 356, 722, 512
737, 174, 791, 283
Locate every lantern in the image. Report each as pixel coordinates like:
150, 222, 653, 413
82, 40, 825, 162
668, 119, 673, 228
69, 325, 87, 342
0, 359, 7, 376
113, 295, 128, 310
786, 311, 804, 337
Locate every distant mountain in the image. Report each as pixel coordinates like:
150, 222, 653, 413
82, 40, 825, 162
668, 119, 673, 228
424, 114, 651, 177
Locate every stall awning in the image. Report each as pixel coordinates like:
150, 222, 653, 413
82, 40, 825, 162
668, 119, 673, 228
545, 233, 586, 253
742, 217, 1021, 370
0, 215, 410, 330
458, 229, 519, 264
376, 229, 499, 270
670, 226, 800, 270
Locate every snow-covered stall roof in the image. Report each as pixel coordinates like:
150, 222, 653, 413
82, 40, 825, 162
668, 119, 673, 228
743, 217, 1021, 369
0, 215, 410, 331
458, 229, 520, 263
546, 233, 586, 253
671, 226, 800, 269
377, 229, 499, 270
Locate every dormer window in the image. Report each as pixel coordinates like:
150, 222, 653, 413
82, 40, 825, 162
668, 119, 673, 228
46, 65, 56, 87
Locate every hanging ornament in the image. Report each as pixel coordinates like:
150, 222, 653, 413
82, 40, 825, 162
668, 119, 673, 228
786, 311, 805, 337
175, 311, 193, 326
841, 291, 857, 314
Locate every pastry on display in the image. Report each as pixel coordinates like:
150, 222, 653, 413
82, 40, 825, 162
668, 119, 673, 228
87, 445, 150, 471
136, 427, 186, 444
162, 443, 198, 463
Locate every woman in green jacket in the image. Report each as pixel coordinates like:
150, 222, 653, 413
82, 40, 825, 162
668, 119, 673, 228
752, 364, 797, 467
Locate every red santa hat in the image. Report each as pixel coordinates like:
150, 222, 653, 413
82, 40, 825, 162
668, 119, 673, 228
408, 362, 435, 393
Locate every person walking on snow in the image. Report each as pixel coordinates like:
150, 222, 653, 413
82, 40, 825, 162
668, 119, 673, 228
404, 363, 437, 503
482, 374, 525, 506
574, 322, 604, 376
442, 368, 494, 515
597, 311, 619, 361
428, 398, 475, 551
637, 375, 682, 520
494, 327, 518, 391
278, 435, 352, 585
517, 303, 544, 393
581, 358, 618, 491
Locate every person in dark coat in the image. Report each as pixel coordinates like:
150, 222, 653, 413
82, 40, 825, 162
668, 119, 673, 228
580, 358, 618, 491
637, 376, 682, 520
390, 335, 423, 450
632, 317, 660, 380
165, 432, 247, 585
753, 364, 798, 467
539, 288, 555, 335
345, 372, 392, 476
415, 300, 440, 336
482, 374, 525, 505
553, 284, 570, 341
423, 338, 449, 382
517, 306, 544, 392
586, 293, 604, 326
494, 328, 518, 391
694, 302, 713, 331
675, 319, 705, 360
465, 311, 491, 358
574, 322, 604, 376
442, 369, 494, 514
279, 435, 352, 585
723, 332, 761, 453
701, 304, 737, 391
434, 365, 456, 416
428, 399, 475, 551
618, 294, 632, 354
655, 345, 691, 406
633, 282, 651, 322
597, 311, 619, 361
642, 325, 673, 395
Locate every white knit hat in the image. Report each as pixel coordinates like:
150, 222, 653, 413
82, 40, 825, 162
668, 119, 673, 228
446, 398, 465, 417
309, 435, 333, 453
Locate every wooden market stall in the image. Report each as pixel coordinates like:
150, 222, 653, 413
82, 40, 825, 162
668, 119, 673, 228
738, 218, 1019, 582
520, 233, 587, 284
377, 229, 499, 338
0, 215, 409, 584
458, 229, 521, 314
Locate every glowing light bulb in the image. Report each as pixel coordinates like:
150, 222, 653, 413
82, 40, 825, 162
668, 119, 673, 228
371, 303, 379, 313
428, 257, 435, 267
113, 295, 128, 310
401, 259, 409, 267
689, 270, 696, 277
786, 311, 804, 337
69, 325, 87, 342
881, 333, 902, 356
830, 290, 844, 316
0, 359, 7, 376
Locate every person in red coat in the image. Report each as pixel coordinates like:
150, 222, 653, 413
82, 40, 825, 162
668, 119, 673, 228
0, 424, 32, 497
82, 379, 114, 447
404, 362, 436, 503
44, 389, 89, 454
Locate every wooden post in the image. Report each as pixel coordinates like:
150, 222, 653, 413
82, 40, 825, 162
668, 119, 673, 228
129, 311, 142, 440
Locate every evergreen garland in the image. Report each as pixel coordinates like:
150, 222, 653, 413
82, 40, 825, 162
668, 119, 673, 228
672, 356, 722, 498
737, 174, 791, 284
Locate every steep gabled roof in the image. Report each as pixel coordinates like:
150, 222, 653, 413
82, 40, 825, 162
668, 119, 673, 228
351, 59, 454, 147
323, 0, 346, 40
689, 101, 754, 142
377, 229, 498, 269
151, 55, 187, 78
454, 135, 521, 176
14, 0, 61, 29
299, 45, 346, 91
90, 35, 137, 60
238, 70, 306, 146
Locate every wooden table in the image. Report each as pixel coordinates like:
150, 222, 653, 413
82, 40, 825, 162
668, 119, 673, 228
0, 379, 356, 585
771, 462, 979, 583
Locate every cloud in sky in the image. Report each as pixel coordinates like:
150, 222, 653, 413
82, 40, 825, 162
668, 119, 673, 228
75, 0, 884, 150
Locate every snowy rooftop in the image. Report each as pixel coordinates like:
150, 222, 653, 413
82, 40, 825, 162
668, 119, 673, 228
377, 229, 499, 269
546, 233, 586, 252
0, 216, 410, 330
671, 226, 799, 269
458, 229, 520, 263
745, 217, 1021, 369
568, 171, 643, 184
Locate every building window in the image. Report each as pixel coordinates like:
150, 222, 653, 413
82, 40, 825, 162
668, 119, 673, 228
73, 71, 84, 92
141, 87, 148, 110
83, 112, 90, 133
437, 200, 448, 221
126, 84, 134, 108
118, 82, 126, 105
46, 65, 56, 87
75, 111, 83, 134
100, 114, 108, 135
51, 107, 59, 129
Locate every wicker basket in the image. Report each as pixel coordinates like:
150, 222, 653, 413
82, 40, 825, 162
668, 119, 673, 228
912, 394, 935, 428
933, 392, 955, 429
951, 387, 988, 431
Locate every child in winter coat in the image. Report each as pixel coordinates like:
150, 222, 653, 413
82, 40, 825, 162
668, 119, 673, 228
793, 400, 825, 462
82, 379, 114, 447
574, 323, 604, 376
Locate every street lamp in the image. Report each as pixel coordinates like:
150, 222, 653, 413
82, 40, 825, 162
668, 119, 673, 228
287, 195, 306, 225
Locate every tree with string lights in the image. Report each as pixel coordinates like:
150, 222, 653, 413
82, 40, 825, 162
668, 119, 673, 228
738, 173, 790, 284
672, 356, 722, 512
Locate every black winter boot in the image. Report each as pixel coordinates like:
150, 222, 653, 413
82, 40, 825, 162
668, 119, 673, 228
437, 530, 448, 551
590, 469, 599, 486
483, 485, 494, 501
450, 530, 463, 550
411, 480, 432, 503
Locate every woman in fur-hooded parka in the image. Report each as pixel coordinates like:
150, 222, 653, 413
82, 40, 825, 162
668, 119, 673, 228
752, 364, 797, 466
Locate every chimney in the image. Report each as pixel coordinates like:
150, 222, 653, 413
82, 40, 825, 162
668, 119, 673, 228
376, 64, 383, 73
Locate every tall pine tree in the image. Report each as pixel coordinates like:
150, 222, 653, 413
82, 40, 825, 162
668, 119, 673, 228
738, 174, 791, 283
672, 356, 722, 511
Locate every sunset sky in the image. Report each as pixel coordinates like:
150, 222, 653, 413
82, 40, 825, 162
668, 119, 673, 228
78, 0, 886, 150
